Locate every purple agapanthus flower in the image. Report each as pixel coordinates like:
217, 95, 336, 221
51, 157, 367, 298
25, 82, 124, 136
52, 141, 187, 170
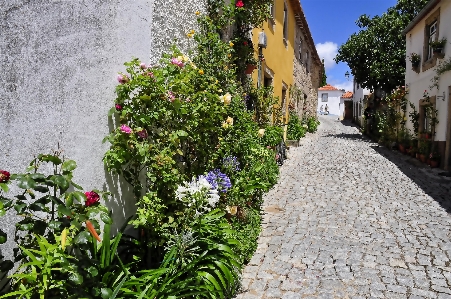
223, 156, 240, 171
203, 169, 232, 193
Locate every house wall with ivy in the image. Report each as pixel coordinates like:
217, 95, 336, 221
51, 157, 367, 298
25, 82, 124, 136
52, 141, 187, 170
0, 0, 203, 261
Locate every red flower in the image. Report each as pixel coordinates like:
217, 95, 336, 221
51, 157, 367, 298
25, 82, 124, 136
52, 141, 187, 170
243, 41, 248, 46
236, 0, 244, 7
85, 191, 100, 207
115, 104, 123, 111
0, 170, 10, 183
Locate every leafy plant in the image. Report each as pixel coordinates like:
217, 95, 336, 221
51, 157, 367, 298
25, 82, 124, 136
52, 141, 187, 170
430, 38, 447, 49
260, 125, 283, 147
286, 112, 306, 140
409, 53, 421, 64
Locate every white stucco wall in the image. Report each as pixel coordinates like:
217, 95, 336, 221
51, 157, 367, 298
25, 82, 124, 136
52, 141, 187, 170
317, 90, 343, 116
0, 0, 205, 262
405, 0, 451, 141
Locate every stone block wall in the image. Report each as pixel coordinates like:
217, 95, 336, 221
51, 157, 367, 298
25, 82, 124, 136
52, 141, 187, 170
291, 25, 320, 120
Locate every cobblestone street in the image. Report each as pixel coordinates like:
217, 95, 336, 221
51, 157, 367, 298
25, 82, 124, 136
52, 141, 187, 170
237, 115, 451, 299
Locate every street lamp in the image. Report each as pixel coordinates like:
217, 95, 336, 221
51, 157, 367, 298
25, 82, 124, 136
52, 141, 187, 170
345, 71, 350, 81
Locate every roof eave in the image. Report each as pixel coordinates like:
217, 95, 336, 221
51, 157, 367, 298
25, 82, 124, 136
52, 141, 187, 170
402, 0, 441, 35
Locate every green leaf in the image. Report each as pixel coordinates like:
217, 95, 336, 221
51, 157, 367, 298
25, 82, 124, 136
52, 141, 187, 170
101, 288, 113, 299
58, 205, 72, 216
69, 191, 86, 204
62, 160, 77, 172
86, 266, 99, 277
69, 272, 83, 285
108, 106, 116, 117
100, 212, 112, 225
17, 175, 36, 189
38, 154, 62, 165
14, 203, 27, 214
74, 231, 90, 244
32, 185, 49, 193
0, 230, 7, 244
0, 183, 9, 193
48, 221, 62, 230
50, 175, 70, 193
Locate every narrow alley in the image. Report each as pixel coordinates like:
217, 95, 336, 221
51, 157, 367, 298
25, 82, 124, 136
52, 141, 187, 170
238, 115, 451, 299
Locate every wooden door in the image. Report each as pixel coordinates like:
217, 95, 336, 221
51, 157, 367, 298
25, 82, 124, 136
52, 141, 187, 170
344, 101, 353, 120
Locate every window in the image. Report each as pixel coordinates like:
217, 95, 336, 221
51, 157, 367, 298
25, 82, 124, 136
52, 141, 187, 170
427, 21, 437, 60
422, 7, 440, 71
283, 4, 288, 42
321, 93, 328, 102
269, 1, 275, 20
299, 37, 303, 60
305, 51, 310, 73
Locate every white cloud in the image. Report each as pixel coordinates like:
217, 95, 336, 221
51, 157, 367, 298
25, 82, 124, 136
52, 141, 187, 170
330, 80, 353, 92
316, 42, 338, 70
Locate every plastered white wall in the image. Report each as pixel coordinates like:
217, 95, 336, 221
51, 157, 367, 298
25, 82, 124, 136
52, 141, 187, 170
317, 90, 343, 116
0, 0, 204, 262
405, 1, 451, 141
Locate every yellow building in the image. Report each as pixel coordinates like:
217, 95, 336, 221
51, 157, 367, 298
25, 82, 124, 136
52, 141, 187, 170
251, 0, 321, 124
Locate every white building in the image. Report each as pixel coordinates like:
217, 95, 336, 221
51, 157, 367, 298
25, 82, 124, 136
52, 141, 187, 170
403, 0, 451, 169
317, 84, 345, 117
352, 81, 370, 126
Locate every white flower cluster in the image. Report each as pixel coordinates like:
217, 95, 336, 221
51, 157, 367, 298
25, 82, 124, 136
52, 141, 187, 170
175, 177, 220, 216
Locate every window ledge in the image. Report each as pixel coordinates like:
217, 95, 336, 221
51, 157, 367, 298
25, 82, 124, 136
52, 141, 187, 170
422, 56, 437, 72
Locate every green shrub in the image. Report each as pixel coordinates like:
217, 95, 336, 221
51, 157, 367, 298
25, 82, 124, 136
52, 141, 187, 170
306, 117, 320, 133
260, 125, 283, 147
286, 112, 306, 140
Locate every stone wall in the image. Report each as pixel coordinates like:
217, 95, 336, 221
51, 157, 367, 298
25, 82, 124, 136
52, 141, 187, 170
291, 25, 321, 120
0, 0, 204, 262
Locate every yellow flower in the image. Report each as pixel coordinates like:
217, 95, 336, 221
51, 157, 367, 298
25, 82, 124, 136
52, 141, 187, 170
187, 33, 193, 38
218, 89, 223, 93
190, 29, 195, 35
195, 11, 200, 15
226, 206, 238, 215
182, 55, 190, 62
258, 129, 265, 137
219, 93, 232, 105
226, 116, 233, 125
228, 54, 232, 58
222, 122, 230, 129
229, 41, 234, 47
198, 69, 204, 75
215, 80, 218, 84
190, 62, 197, 69
177, 55, 183, 61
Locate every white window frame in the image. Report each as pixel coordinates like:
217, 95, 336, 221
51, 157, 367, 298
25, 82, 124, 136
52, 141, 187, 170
427, 21, 437, 60
321, 93, 328, 102
283, 4, 288, 42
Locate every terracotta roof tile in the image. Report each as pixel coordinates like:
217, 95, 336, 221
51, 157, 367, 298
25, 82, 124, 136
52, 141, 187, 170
318, 84, 340, 91
341, 91, 353, 98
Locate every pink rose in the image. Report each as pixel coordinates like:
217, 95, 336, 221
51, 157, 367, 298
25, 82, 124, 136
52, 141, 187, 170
140, 63, 147, 69
168, 91, 175, 102
115, 104, 123, 111
117, 74, 129, 84
85, 191, 100, 207
236, 0, 244, 7
146, 72, 154, 78
120, 124, 132, 134
171, 58, 184, 68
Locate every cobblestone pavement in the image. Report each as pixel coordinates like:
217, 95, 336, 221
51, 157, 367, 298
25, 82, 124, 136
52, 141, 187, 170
237, 115, 451, 299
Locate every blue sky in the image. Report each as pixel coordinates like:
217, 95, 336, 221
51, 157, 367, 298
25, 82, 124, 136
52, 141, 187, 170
301, 0, 397, 91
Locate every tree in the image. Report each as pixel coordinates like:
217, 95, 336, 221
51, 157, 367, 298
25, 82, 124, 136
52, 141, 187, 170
335, 0, 429, 93
320, 59, 327, 87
